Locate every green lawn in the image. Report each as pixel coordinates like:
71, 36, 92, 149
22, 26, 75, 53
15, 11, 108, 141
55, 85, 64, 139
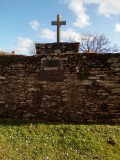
0, 120, 120, 160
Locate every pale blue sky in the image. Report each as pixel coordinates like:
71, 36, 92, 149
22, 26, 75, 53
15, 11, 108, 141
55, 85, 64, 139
0, 0, 120, 55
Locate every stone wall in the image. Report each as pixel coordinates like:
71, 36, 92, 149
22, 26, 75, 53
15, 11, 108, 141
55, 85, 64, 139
0, 53, 120, 124
35, 42, 80, 55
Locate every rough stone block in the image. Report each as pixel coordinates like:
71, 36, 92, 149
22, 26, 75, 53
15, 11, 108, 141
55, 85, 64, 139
0, 76, 6, 80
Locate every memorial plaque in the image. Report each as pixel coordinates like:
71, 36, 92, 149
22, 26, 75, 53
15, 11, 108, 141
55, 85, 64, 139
43, 59, 60, 68
39, 70, 64, 82
40, 58, 64, 81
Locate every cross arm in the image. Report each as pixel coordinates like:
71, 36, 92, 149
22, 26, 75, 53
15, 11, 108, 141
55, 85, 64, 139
60, 21, 66, 25
51, 21, 66, 25
51, 21, 57, 25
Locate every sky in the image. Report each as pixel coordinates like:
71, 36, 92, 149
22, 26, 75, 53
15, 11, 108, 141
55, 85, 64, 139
0, 0, 120, 55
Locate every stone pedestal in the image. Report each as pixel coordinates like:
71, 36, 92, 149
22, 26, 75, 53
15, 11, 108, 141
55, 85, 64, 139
35, 42, 80, 55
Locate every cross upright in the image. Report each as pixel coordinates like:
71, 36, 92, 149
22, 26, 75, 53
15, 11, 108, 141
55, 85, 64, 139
51, 14, 66, 43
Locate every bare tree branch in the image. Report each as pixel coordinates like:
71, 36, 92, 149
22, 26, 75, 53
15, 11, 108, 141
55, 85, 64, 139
70, 33, 120, 53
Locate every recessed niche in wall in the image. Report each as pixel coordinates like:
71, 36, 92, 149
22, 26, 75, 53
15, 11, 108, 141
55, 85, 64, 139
40, 57, 64, 81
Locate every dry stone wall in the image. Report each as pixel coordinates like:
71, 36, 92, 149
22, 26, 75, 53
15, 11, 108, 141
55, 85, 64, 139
35, 42, 80, 55
0, 53, 120, 124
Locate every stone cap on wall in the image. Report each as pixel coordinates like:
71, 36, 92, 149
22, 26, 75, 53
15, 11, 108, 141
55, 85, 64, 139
35, 42, 80, 55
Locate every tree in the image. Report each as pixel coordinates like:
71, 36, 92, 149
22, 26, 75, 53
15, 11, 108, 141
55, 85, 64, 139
70, 33, 119, 53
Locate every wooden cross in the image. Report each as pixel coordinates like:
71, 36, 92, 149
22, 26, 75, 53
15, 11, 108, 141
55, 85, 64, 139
51, 14, 66, 43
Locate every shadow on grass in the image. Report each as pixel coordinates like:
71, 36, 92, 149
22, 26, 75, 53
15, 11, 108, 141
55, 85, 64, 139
0, 119, 119, 126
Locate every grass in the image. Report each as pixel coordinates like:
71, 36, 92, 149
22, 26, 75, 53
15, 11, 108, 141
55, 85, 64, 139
0, 51, 11, 55
0, 120, 120, 160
